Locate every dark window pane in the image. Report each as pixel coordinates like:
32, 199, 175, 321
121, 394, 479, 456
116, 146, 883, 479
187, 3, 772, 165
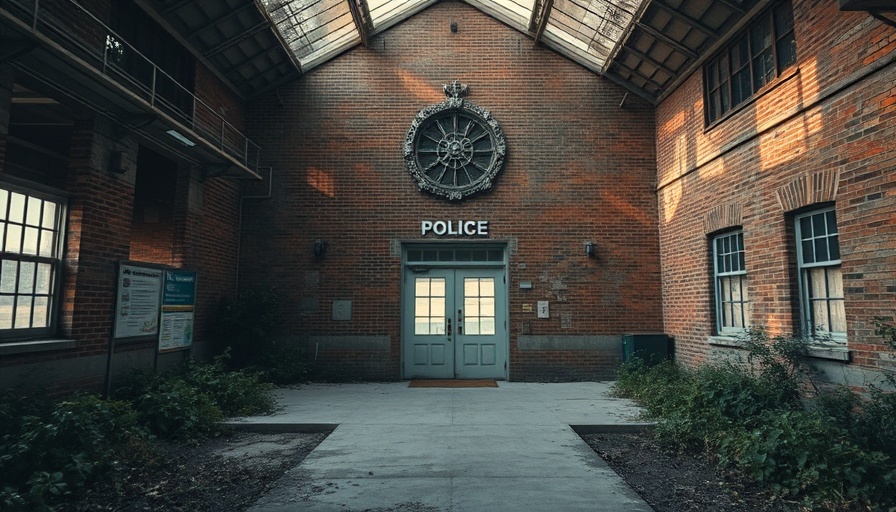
774, 2, 795, 35
717, 254, 724, 272
802, 240, 815, 263
777, 33, 796, 69
800, 216, 812, 239
750, 19, 772, 54
439, 250, 453, 261
422, 250, 437, 261
739, 252, 746, 271
826, 210, 838, 234
753, 50, 775, 90
707, 62, 717, 88
830, 235, 841, 260
472, 250, 487, 261
731, 37, 749, 69
407, 250, 421, 261
736, 233, 744, 251
487, 250, 503, 261
455, 249, 471, 261
812, 213, 827, 236
815, 238, 829, 262
720, 82, 730, 113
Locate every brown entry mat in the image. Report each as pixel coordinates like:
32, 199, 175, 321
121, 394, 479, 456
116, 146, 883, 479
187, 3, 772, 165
408, 380, 498, 388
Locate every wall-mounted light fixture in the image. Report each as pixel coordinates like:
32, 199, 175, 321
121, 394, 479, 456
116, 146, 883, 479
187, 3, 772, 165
313, 239, 327, 260
584, 241, 596, 258
166, 129, 195, 147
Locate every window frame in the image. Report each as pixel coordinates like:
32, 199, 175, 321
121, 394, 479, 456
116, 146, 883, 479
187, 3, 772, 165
0, 182, 67, 341
703, 0, 797, 125
712, 230, 751, 335
794, 207, 846, 344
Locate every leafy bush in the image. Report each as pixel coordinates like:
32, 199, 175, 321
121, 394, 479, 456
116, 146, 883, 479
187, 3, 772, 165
0, 393, 152, 511
613, 329, 896, 510
117, 355, 276, 441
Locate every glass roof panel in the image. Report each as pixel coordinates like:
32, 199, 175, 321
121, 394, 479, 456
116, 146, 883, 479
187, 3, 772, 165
544, 0, 643, 70
263, 0, 646, 75
262, 0, 361, 70
369, 0, 428, 29
465, 0, 536, 31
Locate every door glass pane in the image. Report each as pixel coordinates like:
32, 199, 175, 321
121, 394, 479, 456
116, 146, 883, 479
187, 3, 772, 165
463, 277, 496, 336
414, 277, 446, 336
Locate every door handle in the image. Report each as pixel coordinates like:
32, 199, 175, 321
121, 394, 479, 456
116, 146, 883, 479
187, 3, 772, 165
446, 318, 452, 336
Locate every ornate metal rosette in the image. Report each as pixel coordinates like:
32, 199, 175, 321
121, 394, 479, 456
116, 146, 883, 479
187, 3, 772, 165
404, 81, 506, 200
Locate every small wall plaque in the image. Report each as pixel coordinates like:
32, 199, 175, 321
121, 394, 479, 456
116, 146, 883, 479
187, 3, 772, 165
332, 300, 352, 321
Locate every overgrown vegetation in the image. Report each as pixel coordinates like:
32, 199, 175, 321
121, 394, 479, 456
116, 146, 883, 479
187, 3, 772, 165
615, 328, 896, 511
212, 285, 312, 385
0, 356, 277, 511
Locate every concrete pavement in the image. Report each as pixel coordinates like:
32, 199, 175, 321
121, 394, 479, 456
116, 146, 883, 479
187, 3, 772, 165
230, 382, 654, 512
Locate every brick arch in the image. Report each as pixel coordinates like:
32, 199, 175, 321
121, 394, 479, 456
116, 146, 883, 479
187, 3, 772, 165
703, 203, 744, 235
775, 169, 840, 212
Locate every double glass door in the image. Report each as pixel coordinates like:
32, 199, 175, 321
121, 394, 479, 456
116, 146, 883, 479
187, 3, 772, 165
403, 267, 507, 379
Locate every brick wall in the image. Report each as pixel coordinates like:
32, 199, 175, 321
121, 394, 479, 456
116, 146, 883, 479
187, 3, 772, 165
243, 1, 663, 381
655, 0, 896, 378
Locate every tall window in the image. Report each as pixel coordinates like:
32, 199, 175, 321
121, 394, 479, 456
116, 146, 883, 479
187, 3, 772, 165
0, 185, 66, 338
796, 208, 845, 343
704, 1, 797, 124
713, 231, 750, 334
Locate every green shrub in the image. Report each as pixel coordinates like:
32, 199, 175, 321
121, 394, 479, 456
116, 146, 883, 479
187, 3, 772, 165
615, 329, 896, 510
130, 378, 223, 442
248, 344, 312, 386
718, 410, 895, 508
179, 353, 277, 416
0, 393, 152, 511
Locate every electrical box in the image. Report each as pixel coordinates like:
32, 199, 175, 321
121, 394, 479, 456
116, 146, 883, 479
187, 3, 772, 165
622, 333, 672, 365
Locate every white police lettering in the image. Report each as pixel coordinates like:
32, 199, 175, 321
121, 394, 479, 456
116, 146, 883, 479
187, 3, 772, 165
421, 220, 489, 237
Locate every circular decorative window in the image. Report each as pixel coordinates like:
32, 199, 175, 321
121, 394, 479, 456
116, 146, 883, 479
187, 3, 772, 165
404, 81, 506, 200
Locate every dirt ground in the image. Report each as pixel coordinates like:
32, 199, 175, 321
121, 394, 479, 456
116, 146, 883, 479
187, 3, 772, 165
68, 429, 799, 512
582, 432, 799, 512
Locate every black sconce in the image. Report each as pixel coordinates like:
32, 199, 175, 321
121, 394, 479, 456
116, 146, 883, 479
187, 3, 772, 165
584, 241, 596, 258
313, 239, 327, 260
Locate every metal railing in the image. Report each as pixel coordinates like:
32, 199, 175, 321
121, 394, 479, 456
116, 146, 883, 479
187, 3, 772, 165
1, 0, 262, 174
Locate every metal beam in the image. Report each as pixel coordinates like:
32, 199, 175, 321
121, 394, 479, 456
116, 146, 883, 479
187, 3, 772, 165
161, 0, 194, 17
203, 21, 271, 58
533, 0, 554, 45
348, 0, 374, 47
635, 22, 698, 60
601, 69, 657, 104
190, 2, 261, 39
650, 1, 721, 38
714, 0, 746, 15
622, 46, 677, 78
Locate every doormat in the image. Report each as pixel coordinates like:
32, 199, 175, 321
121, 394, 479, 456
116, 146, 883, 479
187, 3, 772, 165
408, 380, 498, 388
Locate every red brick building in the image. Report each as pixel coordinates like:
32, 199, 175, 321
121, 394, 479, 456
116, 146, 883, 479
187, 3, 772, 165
0, 0, 893, 390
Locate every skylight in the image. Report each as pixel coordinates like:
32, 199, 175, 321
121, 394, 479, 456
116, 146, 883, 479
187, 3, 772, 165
261, 0, 647, 74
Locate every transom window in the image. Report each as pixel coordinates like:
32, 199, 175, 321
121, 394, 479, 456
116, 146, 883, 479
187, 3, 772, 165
713, 231, 751, 334
0, 185, 65, 338
795, 208, 845, 343
704, 0, 796, 125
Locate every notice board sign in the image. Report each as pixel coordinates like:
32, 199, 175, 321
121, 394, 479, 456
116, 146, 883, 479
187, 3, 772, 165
114, 263, 163, 340
159, 270, 197, 353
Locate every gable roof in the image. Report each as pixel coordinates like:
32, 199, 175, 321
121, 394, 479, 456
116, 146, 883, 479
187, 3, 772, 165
145, 0, 764, 103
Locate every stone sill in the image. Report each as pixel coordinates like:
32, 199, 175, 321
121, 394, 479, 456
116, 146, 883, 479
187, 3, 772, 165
806, 347, 851, 362
707, 335, 746, 348
0, 338, 78, 356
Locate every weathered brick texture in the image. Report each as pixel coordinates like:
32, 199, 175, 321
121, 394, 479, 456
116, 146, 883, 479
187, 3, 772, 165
243, 2, 663, 381
655, 0, 896, 376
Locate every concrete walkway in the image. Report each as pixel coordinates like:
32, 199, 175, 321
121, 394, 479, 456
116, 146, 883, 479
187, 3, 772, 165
231, 382, 653, 512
